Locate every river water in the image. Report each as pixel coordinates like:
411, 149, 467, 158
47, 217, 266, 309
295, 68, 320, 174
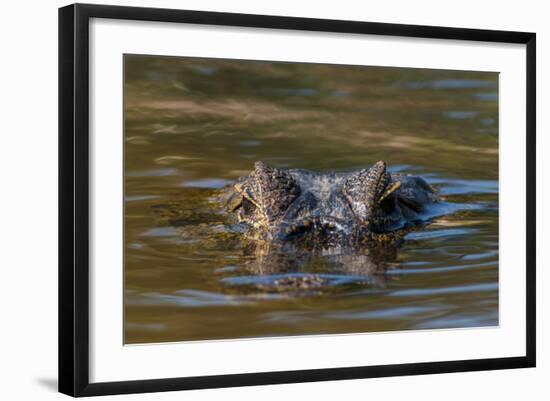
124, 55, 499, 344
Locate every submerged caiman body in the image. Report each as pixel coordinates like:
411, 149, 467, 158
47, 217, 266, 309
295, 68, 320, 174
226, 160, 439, 249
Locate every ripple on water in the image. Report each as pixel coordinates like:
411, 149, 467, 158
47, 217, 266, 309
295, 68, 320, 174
328, 305, 441, 320
126, 195, 161, 202
389, 282, 498, 297
125, 322, 166, 332
388, 260, 496, 276
239, 154, 258, 160
461, 251, 498, 261
215, 265, 241, 273
140, 227, 180, 238
405, 227, 478, 241
443, 111, 480, 120
221, 273, 387, 290
181, 178, 233, 189
126, 168, 179, 177
474, 92, 498, 101
190, 65, 217, 76
480, 118, 496, 126
415, 310, 498, 329
126, 290, 256, 307
420, 201, 484, 222
238, 140, 263, 147
425, 175, 498, 195
259, 88, 319, 97
387, 164, 424, 173
401, 79, 496, 90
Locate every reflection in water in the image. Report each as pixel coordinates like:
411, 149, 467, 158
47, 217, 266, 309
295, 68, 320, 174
221, 240, 400, 293
124, 55, 499, 343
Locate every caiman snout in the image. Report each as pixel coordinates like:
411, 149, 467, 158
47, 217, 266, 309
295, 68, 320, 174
277, 217, 350, 240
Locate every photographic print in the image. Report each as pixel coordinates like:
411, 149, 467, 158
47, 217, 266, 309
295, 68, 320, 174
59, 5, 535, 395
123, 54, 499, 344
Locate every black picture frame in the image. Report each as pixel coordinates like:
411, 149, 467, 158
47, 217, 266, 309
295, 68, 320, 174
59, 3, 536, 397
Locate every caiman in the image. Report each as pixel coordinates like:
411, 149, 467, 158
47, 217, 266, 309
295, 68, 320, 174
154, 160, 440, 292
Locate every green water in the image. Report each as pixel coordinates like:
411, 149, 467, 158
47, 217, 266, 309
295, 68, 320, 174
124, 55, 498, 344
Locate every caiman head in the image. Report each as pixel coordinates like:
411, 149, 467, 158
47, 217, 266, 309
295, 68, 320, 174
227, 160, 417, 245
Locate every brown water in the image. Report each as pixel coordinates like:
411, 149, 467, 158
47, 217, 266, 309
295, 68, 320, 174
124, 55, 499, 344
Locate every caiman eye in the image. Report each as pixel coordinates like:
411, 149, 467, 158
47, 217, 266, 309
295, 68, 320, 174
379, 194, 396, 213
377, 181, 401, 213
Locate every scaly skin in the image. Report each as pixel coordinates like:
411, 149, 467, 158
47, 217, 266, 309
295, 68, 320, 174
226, 160, 439, 248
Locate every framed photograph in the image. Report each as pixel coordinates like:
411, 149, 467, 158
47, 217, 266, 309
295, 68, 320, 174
58, 3, 536, 397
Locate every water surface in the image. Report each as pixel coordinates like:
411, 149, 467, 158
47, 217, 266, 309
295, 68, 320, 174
124, 55, 498, 343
